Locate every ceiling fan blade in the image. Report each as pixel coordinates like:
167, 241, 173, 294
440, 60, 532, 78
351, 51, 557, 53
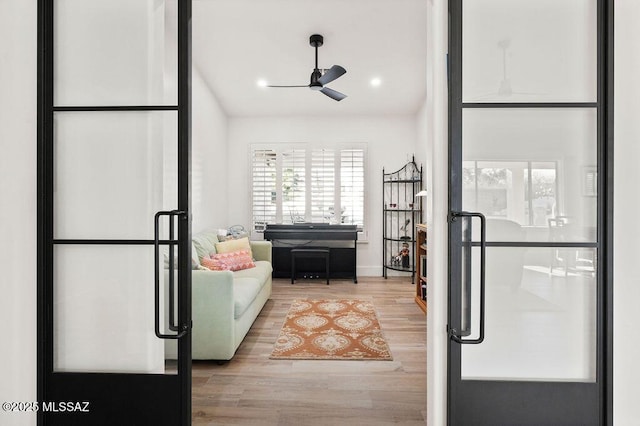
266, 85, 309, 88
317, 65, 346, 86
320, 87, 347, 101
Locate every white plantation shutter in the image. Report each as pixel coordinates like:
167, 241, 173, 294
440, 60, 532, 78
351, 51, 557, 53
281, 149, 306, 224
251, 149, 277, 231
251, 145, 366, 234
310, 148, 336, 223
340, 149, 365, 230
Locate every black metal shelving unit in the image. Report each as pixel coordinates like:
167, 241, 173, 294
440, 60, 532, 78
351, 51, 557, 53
382, 157, 422, 283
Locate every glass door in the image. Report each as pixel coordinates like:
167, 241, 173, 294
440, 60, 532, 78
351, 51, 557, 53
37, 1, 192, 424
447, 0, 612, 424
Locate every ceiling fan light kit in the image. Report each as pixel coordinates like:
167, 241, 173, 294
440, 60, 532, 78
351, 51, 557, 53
267, 34, 347, 101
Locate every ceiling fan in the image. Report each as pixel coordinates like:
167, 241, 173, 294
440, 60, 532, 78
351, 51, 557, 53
267, 34, 347, 101
472, 38, 541, 100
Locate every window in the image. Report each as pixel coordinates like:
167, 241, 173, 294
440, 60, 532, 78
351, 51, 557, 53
340, 149, 365, 228
251, 144, 366, 234
251, 149, 277, 231
310, 148, 335, 223
281, 149, 306, 224
463, 160, 558, 226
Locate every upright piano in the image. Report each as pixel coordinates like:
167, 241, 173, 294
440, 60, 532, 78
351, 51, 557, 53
263, 223, 358, 283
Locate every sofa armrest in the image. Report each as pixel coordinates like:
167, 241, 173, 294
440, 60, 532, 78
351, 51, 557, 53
191, 269, 235, 359
250, 240, 272, 263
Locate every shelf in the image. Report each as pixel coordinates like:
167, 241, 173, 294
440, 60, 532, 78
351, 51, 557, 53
382, 158, 422, 285
383, 179, 421, 184
384, 209, 421, 213
415, 224, 427, 315
384, 264, 414, 273
383, 237, 415, 243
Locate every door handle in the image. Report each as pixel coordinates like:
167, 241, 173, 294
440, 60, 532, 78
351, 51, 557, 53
449, 211, 486, 344
154, 210, 188, 339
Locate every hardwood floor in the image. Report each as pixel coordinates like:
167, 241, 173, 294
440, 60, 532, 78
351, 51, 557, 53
192, 277, 427, 425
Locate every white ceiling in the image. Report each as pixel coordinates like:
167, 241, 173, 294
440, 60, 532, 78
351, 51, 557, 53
192, 0, 428, 117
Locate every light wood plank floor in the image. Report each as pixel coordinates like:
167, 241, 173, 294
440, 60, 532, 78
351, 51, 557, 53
192, 277, 427, 425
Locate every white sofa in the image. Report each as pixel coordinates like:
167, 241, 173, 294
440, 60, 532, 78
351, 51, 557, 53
168, 230, 272, 360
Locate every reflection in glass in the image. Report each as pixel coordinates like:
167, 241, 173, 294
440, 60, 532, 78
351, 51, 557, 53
54, 111, 177, 240
54, 0, 178, 106
54, 245, 179, 374
462, 247, 597, 382
525, 163, 558, 226
464, 161, 558, 227
462, 0, 597, 102
463, 108, 597, 242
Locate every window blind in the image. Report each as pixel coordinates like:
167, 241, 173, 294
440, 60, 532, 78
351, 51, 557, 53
310, 148, 336, 223
251, 145, 365, 233
340, 149, 365, 230
281, 149, 306, 224
251, 149, 277, 231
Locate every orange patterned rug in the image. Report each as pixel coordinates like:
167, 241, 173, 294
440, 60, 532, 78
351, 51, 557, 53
269, 299, 393, 360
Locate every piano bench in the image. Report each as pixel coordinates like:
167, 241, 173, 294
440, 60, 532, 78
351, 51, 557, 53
291, 248, 330, 285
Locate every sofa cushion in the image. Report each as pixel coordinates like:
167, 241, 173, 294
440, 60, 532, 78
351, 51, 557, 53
233, 277, 263, 319
164, 242, 201, 269
215, 237, 252, 258
200, 255, 228, 271
192, 232, 219, 261
232, 260, 272, 283
191, 242, 200, 268
202, 250, 256, 272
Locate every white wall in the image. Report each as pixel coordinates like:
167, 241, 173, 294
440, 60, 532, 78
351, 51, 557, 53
415, 101, 429, 200
613, 1, 640, 424
191, 68, 229, 232
0, 0, 37, 424
425, 0, 449, 424
226, 115, 418, 276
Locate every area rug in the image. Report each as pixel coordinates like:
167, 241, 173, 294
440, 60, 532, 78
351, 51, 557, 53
269, 299, 393, 360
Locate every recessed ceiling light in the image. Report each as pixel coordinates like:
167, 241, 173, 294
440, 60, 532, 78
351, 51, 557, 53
370, 77, 382, 87
256, 79, 268, 88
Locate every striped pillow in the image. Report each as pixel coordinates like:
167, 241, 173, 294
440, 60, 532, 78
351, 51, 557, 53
201, 249, 255, 272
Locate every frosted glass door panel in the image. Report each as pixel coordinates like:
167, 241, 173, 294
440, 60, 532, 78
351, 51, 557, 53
54, 111, 178, 240
54, 0, 177, 106
463, 108, 597, 242
462, 247, 597, 381
462, 0, 596, 103
54, 245, 177, 374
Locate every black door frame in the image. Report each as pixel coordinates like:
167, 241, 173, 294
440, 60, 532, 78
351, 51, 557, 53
37, 1, 192, 424
446, 0, 613, 424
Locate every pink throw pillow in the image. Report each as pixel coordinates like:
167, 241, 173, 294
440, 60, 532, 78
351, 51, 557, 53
202, 249, 256, 272
200, 256, 229, 271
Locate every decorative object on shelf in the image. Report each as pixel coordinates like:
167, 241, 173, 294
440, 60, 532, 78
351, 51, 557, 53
400, 218, 411, 239
383, 157, 423, 283
415, 223, 427, 314
400, 241, 410, 268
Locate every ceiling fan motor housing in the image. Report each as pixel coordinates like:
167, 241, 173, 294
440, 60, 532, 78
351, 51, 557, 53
309, 69, 323, 90
309, 34, 324, 47
309, 34, 324, 90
